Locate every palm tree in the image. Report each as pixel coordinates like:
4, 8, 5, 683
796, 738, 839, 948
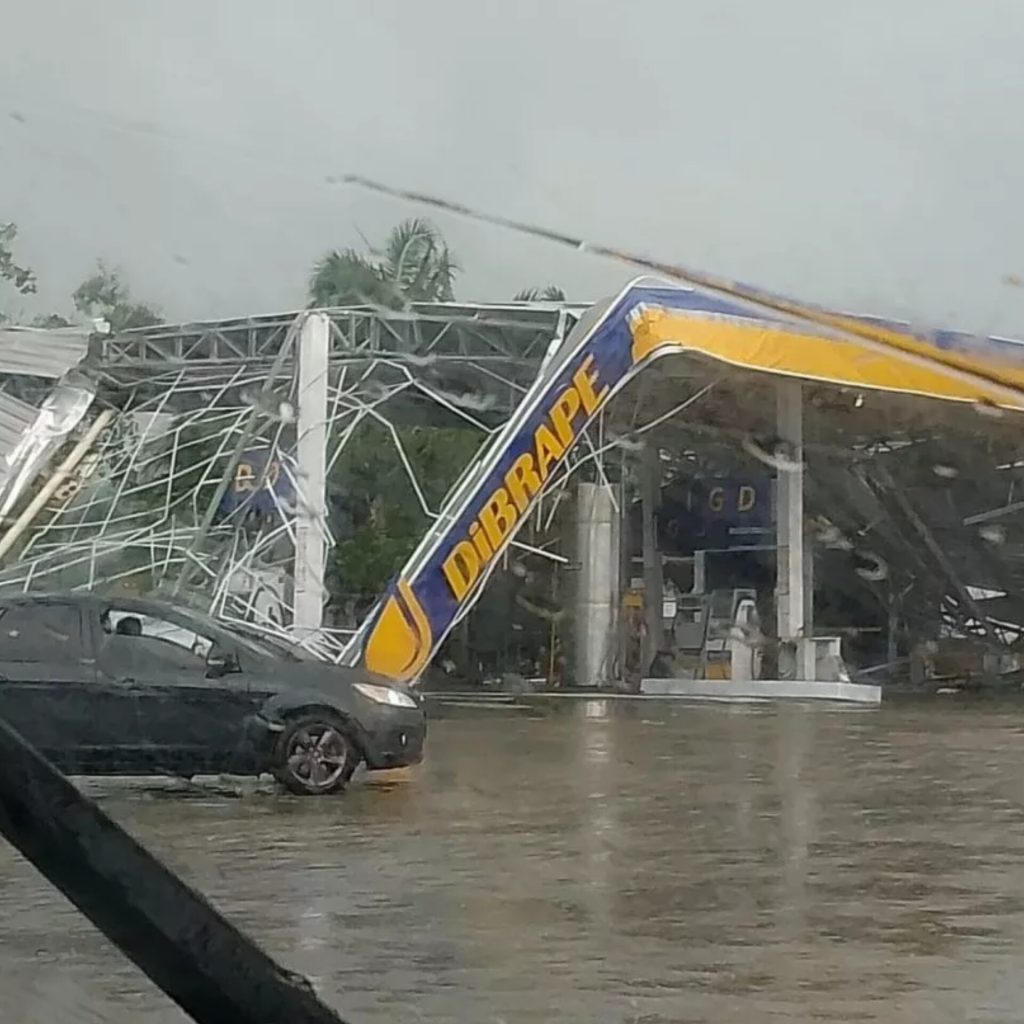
309, 219, 458, 309
513, 286, 566, 302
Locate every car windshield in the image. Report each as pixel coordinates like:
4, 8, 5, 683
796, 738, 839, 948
218, 621, 315, 662
156, 610, 296, 662
8, 9, 1024, 1023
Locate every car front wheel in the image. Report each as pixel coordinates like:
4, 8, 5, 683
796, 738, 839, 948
272, 713, 358, 796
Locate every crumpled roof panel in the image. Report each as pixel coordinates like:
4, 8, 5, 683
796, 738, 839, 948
0, 391, 41, 453
0, 327, 90, 379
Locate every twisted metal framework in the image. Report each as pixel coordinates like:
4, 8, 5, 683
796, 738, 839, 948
0, 303, 600, 658
0, 298, 1021, 679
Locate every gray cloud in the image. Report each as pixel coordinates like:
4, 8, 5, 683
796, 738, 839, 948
2, 0, 1023, 335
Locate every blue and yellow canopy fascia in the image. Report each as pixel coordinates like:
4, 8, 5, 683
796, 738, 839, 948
629, 302, 1024, 410
358, 279, 1024, 682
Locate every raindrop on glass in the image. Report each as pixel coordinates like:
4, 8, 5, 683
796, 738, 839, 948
973, 398, 1005, 420
854, 550, 888, 581
814, 517, 853, 551
741, 435, 802, 472
980, 523, 1006, 545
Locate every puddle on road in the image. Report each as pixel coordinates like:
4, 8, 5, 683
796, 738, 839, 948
5, 700, 1024, 1023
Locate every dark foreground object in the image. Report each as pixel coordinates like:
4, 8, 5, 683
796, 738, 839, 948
0, 716, 347, 1024
0, 592, 425, 795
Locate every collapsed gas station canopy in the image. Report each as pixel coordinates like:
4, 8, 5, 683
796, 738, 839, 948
604, 278, 1024, 411
351, 277, 1024, 681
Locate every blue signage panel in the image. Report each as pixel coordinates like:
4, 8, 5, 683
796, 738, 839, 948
660, 476, 774, 553
217, 450, 295, 519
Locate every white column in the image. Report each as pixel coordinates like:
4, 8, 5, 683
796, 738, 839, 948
775, 379, 815, 679
803, 534, 815, 640
640, 442, 663, 674
573, 481, 620, 686
292, 312, 330, 638
692, 549, 707, 595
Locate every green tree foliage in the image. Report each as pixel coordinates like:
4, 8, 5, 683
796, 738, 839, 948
309, 219, 458, 308
30, 312, 73, 328
0, 228, 162, 329
88, 408, 240, 536
160, 419, 237, 520
513, 285, 566, 301
72, 260, 162, 332
0, 222, 37, 322
327, 420, 482, 602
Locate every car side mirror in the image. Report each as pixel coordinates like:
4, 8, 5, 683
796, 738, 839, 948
206, 646, 240, 678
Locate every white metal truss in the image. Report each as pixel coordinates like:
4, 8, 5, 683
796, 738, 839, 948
0, 305, 614, 659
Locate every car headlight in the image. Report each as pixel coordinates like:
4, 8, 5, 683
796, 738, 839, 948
354, 682, 418, 709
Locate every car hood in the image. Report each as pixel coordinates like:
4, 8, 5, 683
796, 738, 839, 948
253, 659, 356, 690
253, 658, 415, 697
249, 658, 424, 724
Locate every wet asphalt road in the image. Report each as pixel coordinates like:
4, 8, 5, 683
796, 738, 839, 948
4, 696, 1024, 1023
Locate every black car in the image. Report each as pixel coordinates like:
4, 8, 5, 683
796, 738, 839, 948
0, 593, 426, 795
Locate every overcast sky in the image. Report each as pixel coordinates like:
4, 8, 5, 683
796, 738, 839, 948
3, 0, 1024, 335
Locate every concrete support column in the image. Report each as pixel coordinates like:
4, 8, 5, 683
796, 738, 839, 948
292, 312, 330, 639
692, 549, 707, 595
803, 534, 815, 640
573, 481, 620, 686
640, 442, 663, 674
775, 379, 815, 680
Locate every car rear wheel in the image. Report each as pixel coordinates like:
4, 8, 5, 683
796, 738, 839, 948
273, 713, 358, 796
